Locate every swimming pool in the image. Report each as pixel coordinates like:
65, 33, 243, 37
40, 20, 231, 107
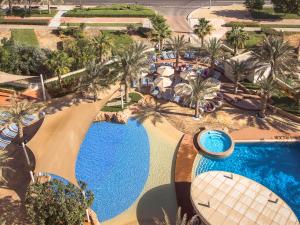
196, 142, 300, 219
76, 119, 150, 222
198, 130, 232, 153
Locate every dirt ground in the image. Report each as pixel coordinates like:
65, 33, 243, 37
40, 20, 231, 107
285, 33, 300, 48
0, 28, 12, 42
34, 29, 62, 50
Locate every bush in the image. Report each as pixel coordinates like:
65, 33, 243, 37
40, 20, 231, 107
0, 18, 49, 25
245, 0, 265, 10
224, 21, 260, 27
272, 0, 299, 14
136, 27, 152, 38
261, 27, 282, 36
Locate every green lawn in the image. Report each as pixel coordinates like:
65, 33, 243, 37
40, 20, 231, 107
11, 29, 39, 47
250, 7, 300, 20
6, 9, 57, 17
102, 30, 133, 51
102, 92, 142, 112
63, 4, 155, 17
60, 22, 142, 27
245, 31, 265, 48
224, 21, 300, 28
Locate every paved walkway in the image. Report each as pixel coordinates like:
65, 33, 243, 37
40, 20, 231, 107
48, 10, 68, 28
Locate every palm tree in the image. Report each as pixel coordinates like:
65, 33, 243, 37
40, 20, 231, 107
150, 14, 172, 51
204, 38, 222, 75
0, 97, 40, 144
166, 35, 189, 68
0, 151, 12, 184
193, 18, 213, 47
154, 207, 199, 225
93, 32, 113, 63
226, 26, 249, 55
112, 41, 149, 102
228, 60, 248, 94
251, 36, 298, 118
47, 51, 74, 88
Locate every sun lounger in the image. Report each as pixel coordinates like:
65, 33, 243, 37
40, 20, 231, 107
9, 123, 18, 133
2, 127, 17, 139
0, 135, 12, 144
22, 114, 37, 126
0, 141, 8, 150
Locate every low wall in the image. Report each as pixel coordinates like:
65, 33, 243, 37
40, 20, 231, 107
94, 109, 131, 124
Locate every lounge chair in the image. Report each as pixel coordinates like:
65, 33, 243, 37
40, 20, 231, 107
22, 114, 37, 126
9, 123, 18, 133
0, 135, 12, 144
2, 127, 17, 139
0, 141, 8, 150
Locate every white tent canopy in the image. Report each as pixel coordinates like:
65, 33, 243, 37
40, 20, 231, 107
0, 71, 35, 84
180, 70, 197, 81
157, 66, 174, 77
154, 77, 173, 92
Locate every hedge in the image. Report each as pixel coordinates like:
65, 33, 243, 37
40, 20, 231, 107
224, 21, 300, 29
0, 19, 49, 25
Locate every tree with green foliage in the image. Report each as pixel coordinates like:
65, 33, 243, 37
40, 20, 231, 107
166, 35, 189, 68
204, 38, 223, 75
226, 26, 249, 55
271, 0, 300, 13
154, 207, 200, 225
93, 32, 113, 63
228, 60, 248, 94
251, 35, 297, 117
193, 18, 213, 47
25, 179, 94, 225
244, 0, 265, 10
150, 14, 172, 51
257, 76, 276, 118
0, 151, 12, 184
47, 51, 74, 87
112, 41, 149, 102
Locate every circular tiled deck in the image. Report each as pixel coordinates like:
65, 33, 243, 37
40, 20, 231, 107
191, 171, 299, 225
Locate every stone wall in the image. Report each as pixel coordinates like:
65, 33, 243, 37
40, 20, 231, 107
95, 109, 131, 124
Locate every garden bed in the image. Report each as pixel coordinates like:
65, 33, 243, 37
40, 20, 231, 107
5, 9, 57, 17
63, 4, 155, 18
250, 7, 300, 20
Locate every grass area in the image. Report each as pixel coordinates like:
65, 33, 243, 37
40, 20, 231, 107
103, 30, 133, 51
63, 4, 155, 17
224, 21, 300, 28
0, 84, 27, 91
250, 7, 300, 20
6, 9, 58, 17
102, 92, 143, 112
11, 29, 39, 47
60, 22, 142, 27
0, 18, 49, 25
245, 31, 265, 48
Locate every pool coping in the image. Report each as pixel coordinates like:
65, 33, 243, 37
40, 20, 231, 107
234, 139, 300, 143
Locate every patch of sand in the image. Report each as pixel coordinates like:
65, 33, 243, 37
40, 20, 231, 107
103, 116, 183, 225
35, 29, 62, 50
0, 28, 11, 42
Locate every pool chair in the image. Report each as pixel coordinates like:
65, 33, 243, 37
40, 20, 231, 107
0, 135, 12, 145
170, 52, 176, 59
2, 127, 17, 139
173, 96, 181, 103
0, 140, 9, 150
22, 114, 36, 126
161, 51, 168, 60
9, 123, 18, 133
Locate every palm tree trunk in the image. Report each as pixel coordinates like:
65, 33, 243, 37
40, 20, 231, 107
18, 122, 24, 144
195, 100, 200, 118
47, 0, 51, 14
124, 82, 129, 103
201, 37, 204, 48
175, 52, 179, 68
57, 74, 62, 88
259, 95, 268, 118
234, 81, 239, 94
234, 46, 237, 55
159, 39, 163, 51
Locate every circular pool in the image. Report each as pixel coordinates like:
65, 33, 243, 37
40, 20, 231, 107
197, 130, 234, 158
76, 119, 150, 222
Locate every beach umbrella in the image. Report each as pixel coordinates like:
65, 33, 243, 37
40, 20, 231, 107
157, 66, 174, 77
154, 77, 173, 91
180, 70, 197, 81
174, 83, 193, 96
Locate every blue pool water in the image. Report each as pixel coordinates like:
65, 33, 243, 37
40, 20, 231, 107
196, 142, 300, 219
76, 119, 150, 222
199, 130, 232, 153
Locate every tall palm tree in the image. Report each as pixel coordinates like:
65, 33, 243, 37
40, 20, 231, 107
166, 35, 189, 68
226, 26, 249, 55
0, 97, 41, 144
150, 14, 172, 51
47, 51, 74, 88
251, 36, 298, 118
193, 18, 213, 47
93, 32, 113, 63
112, 41, 149, 102
0, 151, 12, 184
204, 38, 222, 75
228, 60, 248, 94
154, 207, 199, 225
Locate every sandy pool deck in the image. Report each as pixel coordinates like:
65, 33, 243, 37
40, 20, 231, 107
103, 117, 183, 225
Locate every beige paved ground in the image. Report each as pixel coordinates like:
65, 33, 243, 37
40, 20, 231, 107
103, 115, 183, 225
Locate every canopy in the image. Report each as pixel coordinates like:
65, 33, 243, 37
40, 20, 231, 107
26, 85, 119, 185
154, 77, 172, 89
180, 70, 197, 81
0, 71, 35, 84
157, 66, 174, 77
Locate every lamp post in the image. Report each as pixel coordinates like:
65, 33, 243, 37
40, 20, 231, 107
40, 74, 46, 101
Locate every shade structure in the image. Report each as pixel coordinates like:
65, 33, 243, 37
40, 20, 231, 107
26, 85, 119, 185
174, 83, 192, 96
154, 77, 173, 91
0, 71, 35, 84
157, 66, 174, 77
180, 70, 197, 81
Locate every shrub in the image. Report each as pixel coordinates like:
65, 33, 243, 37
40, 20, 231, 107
245, 0, 265, 10
0, 18, 49, 25
224, 21, 260, 27
136, 27, 152, 38
271, 0, 299, 14
261, 27, 282, 36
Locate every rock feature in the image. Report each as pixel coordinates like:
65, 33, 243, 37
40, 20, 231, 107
95, 109, 131, 124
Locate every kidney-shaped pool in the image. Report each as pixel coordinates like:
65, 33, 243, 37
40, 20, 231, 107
76, 119, 150, 222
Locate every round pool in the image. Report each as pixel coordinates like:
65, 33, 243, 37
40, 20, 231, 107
197, 130, 234, 158
76, 119, 150, 222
